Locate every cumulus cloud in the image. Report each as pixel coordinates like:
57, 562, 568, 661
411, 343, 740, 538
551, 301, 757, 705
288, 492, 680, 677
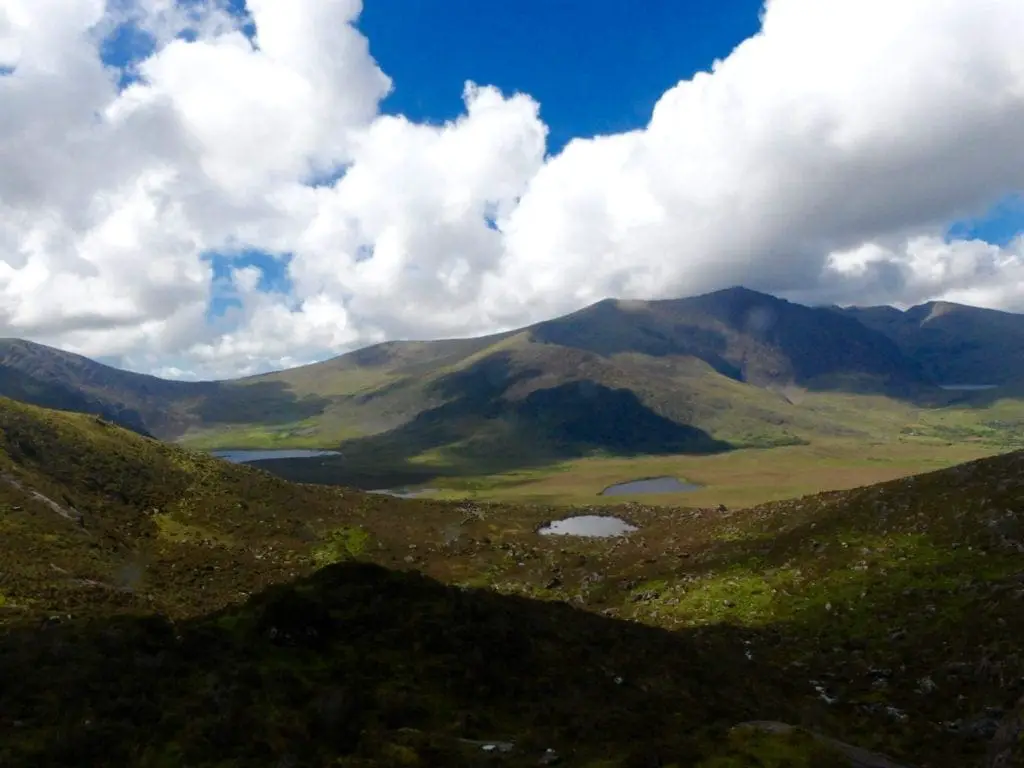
0, 0, 1023, 378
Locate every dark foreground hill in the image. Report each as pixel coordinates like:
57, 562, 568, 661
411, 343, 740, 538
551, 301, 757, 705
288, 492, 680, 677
1, 398, 1024, 765
1, 562, 813, 767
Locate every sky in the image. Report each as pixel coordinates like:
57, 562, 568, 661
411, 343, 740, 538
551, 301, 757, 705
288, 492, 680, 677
1, 0, 1023, 379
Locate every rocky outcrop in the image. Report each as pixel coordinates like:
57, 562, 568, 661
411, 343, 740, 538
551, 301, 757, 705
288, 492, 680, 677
985, 696, 1024, 768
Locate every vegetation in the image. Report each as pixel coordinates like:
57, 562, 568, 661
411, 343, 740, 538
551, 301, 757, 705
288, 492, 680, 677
311, 526, 372, 567
0, 396, 1023, 765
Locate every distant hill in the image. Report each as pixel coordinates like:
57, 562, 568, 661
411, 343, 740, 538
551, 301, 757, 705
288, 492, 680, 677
0, 339, 333, 440
0, 288, 1021, 477
0, 338, 208, 436
834, 300, 1024, 386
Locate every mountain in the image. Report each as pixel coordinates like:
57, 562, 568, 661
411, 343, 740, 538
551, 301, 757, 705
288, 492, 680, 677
0, 288, 1021, 483
0, 338, 209, 436
1, 396, 1024, 766
531, 287, 930, 391
0, 338, 334, 441
190, 287, 940, 460
834, 300, 1024, 387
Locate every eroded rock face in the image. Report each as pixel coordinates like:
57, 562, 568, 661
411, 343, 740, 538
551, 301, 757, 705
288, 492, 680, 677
985, 696, 1024, 768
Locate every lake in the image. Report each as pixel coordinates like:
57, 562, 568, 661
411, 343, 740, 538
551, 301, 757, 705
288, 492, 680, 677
212, 449, 341, 463
601, 476, 703, 496
938, 384, 998, 391
368, 488, 438, 499
538, 515, 639, 538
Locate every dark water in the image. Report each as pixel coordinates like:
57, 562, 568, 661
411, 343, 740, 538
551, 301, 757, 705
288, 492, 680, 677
600, 476, 702, 496
538, 515, 638, 537
938, 384, 998, 391
212, 449, 341, 463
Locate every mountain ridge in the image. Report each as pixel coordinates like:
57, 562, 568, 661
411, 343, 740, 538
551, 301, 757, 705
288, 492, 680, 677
833, 298, 1024, 386
0, 287, 1021, 479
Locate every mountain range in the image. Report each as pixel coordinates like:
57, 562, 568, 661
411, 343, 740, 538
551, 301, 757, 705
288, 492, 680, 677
0, 286, 1021, 481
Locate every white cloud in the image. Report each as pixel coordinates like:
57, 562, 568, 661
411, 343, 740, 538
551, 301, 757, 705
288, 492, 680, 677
817, 235, 1024, 311
0, 0, 1023, 379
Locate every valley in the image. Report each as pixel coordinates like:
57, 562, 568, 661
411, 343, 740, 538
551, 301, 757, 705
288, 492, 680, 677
2, 287, 1022, 507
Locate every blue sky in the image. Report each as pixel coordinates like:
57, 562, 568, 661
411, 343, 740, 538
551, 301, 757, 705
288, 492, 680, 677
93, 0, 1023, 335
357, 0, 764, 154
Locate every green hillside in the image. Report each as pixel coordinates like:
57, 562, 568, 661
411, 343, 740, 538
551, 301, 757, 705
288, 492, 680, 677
1, 397, 1023, 765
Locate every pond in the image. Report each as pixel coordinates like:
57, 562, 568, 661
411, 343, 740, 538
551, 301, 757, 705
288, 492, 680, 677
368, 488, 438, 499
538, 515, 639, 538
600, 476, 702, 496
212, 449, 341, 464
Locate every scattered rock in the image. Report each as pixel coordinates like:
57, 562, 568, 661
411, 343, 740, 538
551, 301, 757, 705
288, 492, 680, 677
539, 747, 561, 765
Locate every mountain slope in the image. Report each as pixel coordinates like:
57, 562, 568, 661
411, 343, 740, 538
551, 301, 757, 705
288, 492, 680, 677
0, 395, 407, 619
185, 288, 941, 462
0, 338, 207, 436
1, 397, 1023, 766
533, 287, 930, 391
2, 289, 1021, 480
0, 338, 335, 440
835, 300, 1024, 387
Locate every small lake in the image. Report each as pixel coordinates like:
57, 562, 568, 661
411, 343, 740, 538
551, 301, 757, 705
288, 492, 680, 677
212, 449, 341, 464
601, 476, 703, 496
539, 515, 639, 538
368, 488, 437, 499
938, 384, 999, 391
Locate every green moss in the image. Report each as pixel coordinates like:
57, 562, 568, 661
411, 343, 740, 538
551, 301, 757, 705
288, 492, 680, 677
697, 726, 844, 767
311, 527, 372, 568
377, 743, 420, 766
153, 513, 230, 545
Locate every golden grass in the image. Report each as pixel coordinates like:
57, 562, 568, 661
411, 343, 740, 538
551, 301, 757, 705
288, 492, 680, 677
423, 438, 1003, 508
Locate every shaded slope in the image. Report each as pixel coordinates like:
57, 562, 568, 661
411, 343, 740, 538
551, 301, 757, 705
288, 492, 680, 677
0, 562, 813, 768
0, 338, 203, 435
0, 338, 337, 440
835, 301, 1024, 387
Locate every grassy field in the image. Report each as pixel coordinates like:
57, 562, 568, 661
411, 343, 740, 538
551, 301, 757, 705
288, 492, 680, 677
416, 438, 1004, 508
175, 382, 1024, 511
